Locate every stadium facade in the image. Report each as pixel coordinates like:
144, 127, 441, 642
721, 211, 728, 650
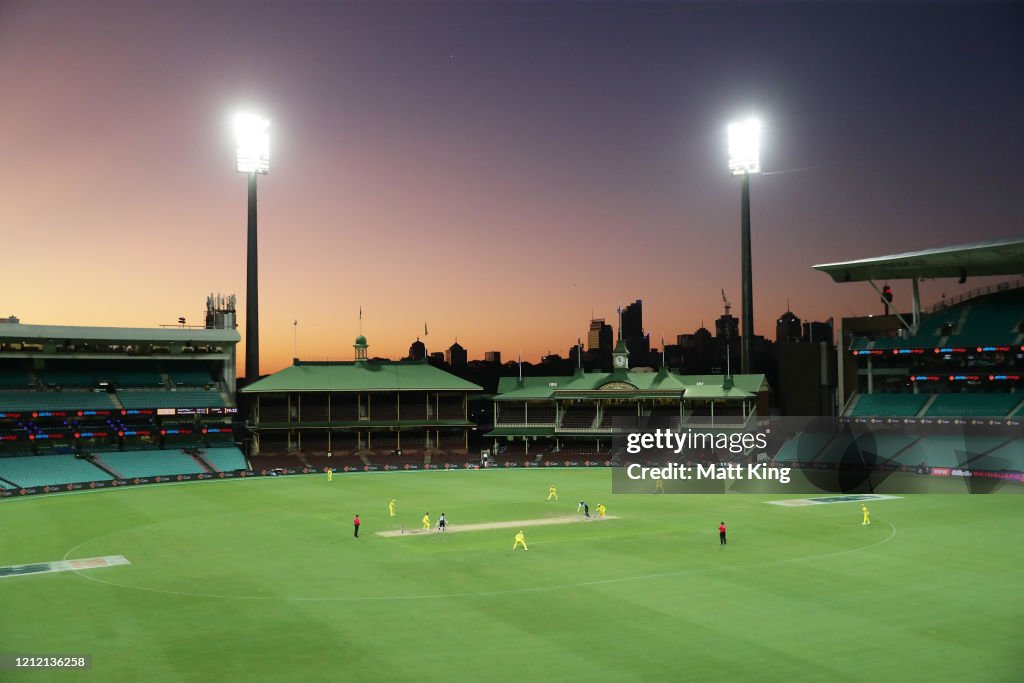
0, 296, 246, 491
241, 335, 483, 470
487, 339, 769, 456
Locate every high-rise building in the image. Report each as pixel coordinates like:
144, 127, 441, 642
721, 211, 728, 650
587, 319, 613, 352
776, 310, 802, 344
484, 351, 501, 364
445, 341, 467, 367
621, 300, 649, 362
715, 311, 739, 345
802, 320, 834, 344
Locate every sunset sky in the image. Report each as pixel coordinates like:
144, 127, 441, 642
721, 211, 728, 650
3, 1, 1022, 374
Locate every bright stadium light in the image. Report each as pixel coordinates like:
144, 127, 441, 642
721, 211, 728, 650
232, 111, 271, 383
727, 116, 763, 374
234, 113, 270, 174
727, 118, 761, 176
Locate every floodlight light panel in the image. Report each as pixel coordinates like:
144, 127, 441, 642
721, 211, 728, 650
728, 119, 761, 175
234, 114, 270, 174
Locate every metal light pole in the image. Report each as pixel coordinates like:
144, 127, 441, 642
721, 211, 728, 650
234, 113, 270, 383
728, 118, 761, 374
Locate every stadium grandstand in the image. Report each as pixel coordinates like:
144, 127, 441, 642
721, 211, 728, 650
0, 295, 248, 491
241, 335, 482, 472
488, 337, 769, 460
772, 238, 1024, 476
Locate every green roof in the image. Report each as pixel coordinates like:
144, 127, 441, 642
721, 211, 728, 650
681, 384, 754, 399
494, 371, 766, 400
242, 360, 482, 393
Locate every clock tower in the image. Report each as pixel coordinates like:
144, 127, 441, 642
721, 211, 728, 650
612, 339, 629, 370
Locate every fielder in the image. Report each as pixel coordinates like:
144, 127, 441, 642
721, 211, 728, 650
389, 499, 396, 517
513, 530, 528, 551
547, 484, 558, 501
654, 478, 664, 493
327, 468, 333, 482
422, 513, 431, 530
596, 503, 606, 518
861, 504, 871, 526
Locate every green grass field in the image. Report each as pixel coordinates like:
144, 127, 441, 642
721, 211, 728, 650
2, 469, 1021, 682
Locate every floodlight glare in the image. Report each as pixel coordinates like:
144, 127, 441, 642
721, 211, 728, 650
234, 113, 270, 174
727, 118, 761, 175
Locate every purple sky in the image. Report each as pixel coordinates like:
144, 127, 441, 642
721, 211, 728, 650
2, 1, 1022, 372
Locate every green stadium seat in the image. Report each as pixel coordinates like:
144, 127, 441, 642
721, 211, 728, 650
924, 394, 1022, 417
848, 393, 929, 417
94, 450, 207, 478
774, 432, 832, 463
0, 391, 119, 412
0, 454, 112, 487
968, 440, 1024, 472
200, 447, 248, 471
892, 435, 1010, 468
117, 390, 226, 409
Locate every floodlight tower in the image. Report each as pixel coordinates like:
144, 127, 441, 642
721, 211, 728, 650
234, 113, 270, 383
727, 118, 761, 374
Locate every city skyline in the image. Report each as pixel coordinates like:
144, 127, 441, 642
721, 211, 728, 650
3, 2, 1022, 375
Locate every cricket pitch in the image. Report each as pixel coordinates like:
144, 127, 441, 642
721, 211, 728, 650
375, 514, 620, 537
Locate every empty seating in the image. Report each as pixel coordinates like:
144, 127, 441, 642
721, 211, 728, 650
560, 405, 597, 429
166, 365, 214, 386
299, 397, 330, 422
600, 406, 639, 428
94, 450, 206, 477
0, 391, 118, 412
969, 440, 1024, 472
848, 393, 929, 417
526, 404, 556, 424
118, 390, 225, 409
774, 432, 833, 463
437, 399, 464, 420
398, 394, 428, 421
198, 447, 247, 471
0, 454, 111, 487
0, 366, 33, 389
496, 405, 525, 424
892, 435, 1011, 468
924, 393, 1022, 417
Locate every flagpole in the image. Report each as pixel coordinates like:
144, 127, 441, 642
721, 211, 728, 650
293, 320, 298, 359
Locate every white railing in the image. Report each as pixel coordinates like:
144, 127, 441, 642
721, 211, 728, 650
927, 280, 1024, 314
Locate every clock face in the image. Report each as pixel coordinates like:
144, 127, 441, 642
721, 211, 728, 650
614, 355, 626, 367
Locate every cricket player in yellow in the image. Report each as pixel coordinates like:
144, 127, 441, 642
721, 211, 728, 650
422, 513, 431, 530
389, 499, 396, 517
513, 530, 528, 551
861, 504, 871, 525
654, 478, 664, 493
596, 503, 606, 518
327, 468, 333, 482
547, 484, 558, 501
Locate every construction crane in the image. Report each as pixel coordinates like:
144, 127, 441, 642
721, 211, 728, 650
721, 289, 732, 316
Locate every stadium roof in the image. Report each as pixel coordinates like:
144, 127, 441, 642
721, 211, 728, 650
813, 237, 1024, 283
494, 371, 766, 400
0, 323, 240, 343
241, 360, 482, 393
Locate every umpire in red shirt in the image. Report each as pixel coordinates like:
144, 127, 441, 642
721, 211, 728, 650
719, 521, 727, 545
354, 514, 361, 538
